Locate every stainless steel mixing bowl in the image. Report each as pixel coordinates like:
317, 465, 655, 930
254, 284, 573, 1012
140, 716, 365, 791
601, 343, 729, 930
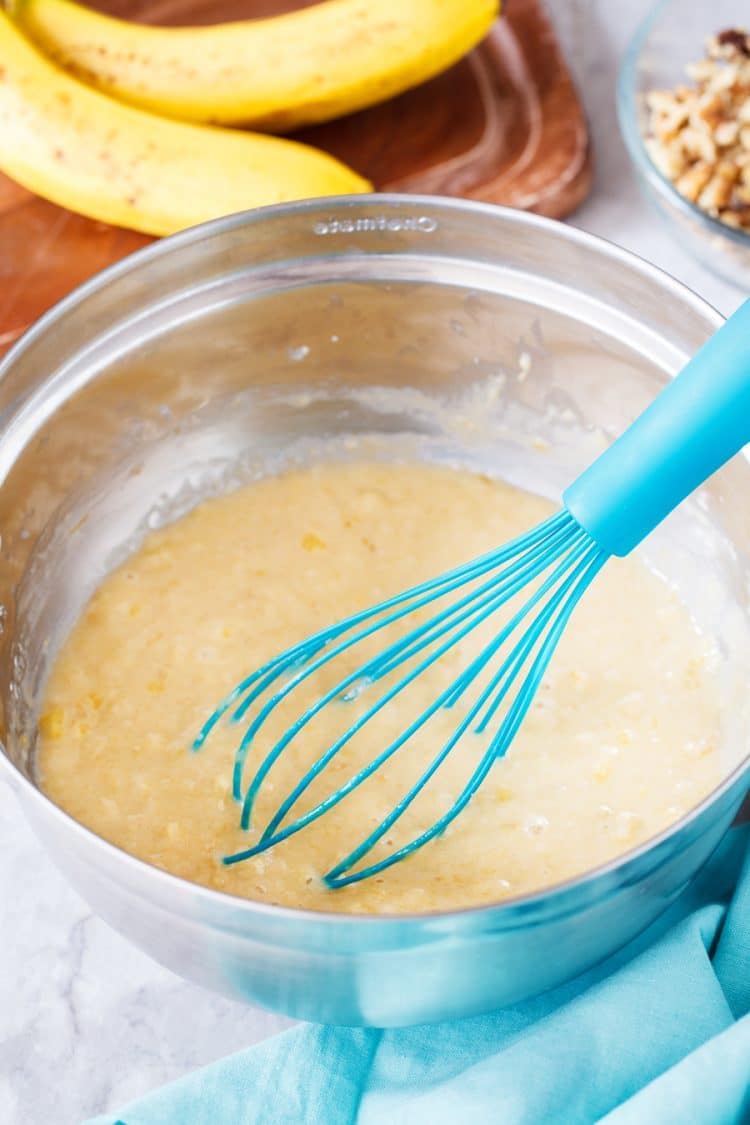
0, 196, 748, 1027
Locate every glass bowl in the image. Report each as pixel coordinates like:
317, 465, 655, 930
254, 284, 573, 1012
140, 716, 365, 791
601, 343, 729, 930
618, 0, 750, 289
0, 195, 749, 1027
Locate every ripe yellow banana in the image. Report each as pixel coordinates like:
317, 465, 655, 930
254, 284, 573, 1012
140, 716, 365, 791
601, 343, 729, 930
8, 0, 499, 131
0, 12, 370, 237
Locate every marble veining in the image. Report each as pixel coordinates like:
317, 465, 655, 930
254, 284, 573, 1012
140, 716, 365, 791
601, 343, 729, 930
0, 2, 744, 1122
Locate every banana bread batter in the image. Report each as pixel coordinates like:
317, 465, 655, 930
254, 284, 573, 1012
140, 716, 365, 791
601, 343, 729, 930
39, 461, 722, 913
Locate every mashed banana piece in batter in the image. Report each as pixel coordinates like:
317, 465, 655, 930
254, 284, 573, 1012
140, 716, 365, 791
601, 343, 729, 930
39, 461, 721, 914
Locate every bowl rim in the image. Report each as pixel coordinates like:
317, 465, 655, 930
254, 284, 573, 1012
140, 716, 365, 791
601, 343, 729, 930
1, 192, 747, 932
617, 0, 750, 252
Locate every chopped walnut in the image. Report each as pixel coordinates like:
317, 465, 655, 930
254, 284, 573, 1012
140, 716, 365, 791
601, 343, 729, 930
676, 160, 713, 201
644, 28, 750, 232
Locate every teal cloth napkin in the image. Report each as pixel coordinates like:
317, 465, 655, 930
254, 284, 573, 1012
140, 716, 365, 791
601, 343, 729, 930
88, 825, 750, 1125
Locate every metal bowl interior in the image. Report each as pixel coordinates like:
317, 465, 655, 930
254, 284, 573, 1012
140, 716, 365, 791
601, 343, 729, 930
617, 0, 750, 289
1, 195, 749, 1026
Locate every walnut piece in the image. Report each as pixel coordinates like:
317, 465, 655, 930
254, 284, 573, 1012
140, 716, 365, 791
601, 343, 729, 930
644, 28, 750, 233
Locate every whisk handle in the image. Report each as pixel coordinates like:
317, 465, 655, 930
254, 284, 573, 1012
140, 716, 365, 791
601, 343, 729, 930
564, 299, 750, 557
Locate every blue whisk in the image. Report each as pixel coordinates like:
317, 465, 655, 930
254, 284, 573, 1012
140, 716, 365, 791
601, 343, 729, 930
195, 300, 750, 889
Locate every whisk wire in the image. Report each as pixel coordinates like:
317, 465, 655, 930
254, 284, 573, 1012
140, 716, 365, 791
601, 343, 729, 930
230, 512, 576, 814
324, 544, 607, 888
249, 529, 593, 850
221, 520, 605, 880
360, 517, 580, 685
197, 508, 605, 882
197, 509, 570, 741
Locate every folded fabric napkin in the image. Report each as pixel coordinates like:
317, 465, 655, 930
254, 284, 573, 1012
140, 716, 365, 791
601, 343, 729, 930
88, 824, 750, 1125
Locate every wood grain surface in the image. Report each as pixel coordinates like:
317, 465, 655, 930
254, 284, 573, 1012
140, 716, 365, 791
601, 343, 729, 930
0, 0, 591, 356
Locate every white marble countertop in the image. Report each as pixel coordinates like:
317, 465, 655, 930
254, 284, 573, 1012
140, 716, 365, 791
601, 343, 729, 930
1, 3, 746, 1123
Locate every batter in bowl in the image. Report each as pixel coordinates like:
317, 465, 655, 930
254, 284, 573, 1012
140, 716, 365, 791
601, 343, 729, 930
39, 461, 721, 914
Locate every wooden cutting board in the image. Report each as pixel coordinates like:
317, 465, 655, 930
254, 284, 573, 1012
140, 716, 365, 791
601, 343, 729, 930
0, 0, 591, 357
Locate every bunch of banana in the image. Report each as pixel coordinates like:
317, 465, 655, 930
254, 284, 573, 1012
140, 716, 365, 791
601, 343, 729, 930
0, 0, 499, 236
0, 12, 371, 235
